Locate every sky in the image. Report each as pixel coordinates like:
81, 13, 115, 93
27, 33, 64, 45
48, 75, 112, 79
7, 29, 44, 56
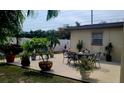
23, 10, 124, 32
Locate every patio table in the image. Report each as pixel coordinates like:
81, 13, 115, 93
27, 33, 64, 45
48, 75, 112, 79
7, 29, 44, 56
76, 52, 95, 59
65, 51, 96, 65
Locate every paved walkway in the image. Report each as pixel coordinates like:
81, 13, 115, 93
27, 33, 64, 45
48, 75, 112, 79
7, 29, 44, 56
9, 53, 120, 83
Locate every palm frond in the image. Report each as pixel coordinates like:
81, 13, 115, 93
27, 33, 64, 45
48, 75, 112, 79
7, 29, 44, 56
47, 10, 59, 21
27, 10, 34, 17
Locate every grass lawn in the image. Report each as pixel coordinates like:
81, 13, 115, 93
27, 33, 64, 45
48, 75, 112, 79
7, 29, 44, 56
0, 63, 81, 83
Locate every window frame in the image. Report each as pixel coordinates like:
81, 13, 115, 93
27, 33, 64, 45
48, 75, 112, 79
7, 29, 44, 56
91, 32, 103, 46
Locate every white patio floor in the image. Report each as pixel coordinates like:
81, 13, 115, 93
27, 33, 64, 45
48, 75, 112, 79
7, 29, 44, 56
10, 53, 120, 83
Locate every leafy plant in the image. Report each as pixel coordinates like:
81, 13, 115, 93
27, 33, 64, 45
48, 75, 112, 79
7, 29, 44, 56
20, 51, 30, 67
30, 38, 52, 62
76, 40, 83, 52
21, 40, 34, 55
76, 57, 95, 72
21, 40, 34, 67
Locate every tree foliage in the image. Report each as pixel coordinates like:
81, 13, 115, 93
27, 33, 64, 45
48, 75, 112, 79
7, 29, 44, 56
0, 10, 59, 44
22, 38, 51, 61
19, 29, 70, 39
0, 10, 25, 44
47, 31, 60, 49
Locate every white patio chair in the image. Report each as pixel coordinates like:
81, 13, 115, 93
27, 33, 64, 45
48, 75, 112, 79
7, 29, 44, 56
94, 52, 102, 68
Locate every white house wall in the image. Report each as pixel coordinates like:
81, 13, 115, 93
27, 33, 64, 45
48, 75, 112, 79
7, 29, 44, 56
70, 27, 123, 62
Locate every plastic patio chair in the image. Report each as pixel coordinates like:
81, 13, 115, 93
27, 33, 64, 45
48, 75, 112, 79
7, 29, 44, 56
94, 52, 102, 68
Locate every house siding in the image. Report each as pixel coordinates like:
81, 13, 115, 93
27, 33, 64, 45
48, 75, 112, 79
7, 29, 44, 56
70, 27, 123, 62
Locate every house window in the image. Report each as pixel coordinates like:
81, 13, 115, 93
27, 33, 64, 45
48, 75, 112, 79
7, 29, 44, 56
92, 32, 103, 46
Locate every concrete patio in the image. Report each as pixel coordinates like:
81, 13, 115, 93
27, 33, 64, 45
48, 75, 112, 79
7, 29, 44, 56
9, 53, 120, 83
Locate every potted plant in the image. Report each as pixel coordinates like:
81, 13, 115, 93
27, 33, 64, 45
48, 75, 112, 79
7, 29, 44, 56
76, 40, 83, 52
38, 49, 53, 71
76, 57, 95, 80
29, 40, 37, 61
21, 40, 33, 67
31, 38, 53, 71
21, 52, 30, 67
0, 44, 23, 63
105, 42, 113, 62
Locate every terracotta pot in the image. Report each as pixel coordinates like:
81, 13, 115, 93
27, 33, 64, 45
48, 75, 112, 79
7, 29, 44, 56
80, 71, 91, 80
39, 61, 53, 71
6, 55, 15, 63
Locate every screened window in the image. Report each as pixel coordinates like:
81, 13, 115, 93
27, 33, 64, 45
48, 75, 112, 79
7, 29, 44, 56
92, 32, 103, 45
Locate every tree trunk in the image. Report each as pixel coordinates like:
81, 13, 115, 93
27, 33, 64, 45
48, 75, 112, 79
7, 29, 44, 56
16, 36, 19, 45
40, 54, 44, 62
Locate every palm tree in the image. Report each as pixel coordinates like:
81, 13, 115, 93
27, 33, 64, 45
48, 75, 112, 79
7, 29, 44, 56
47, 31, 60, 50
